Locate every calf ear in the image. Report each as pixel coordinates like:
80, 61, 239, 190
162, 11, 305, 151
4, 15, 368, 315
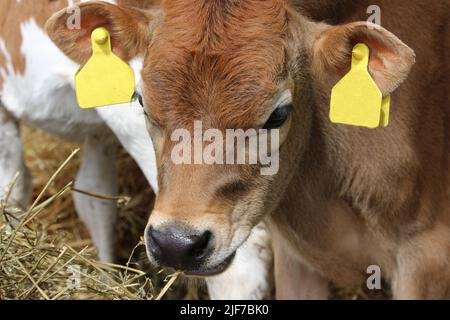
46, 1, 157, 65
311, 22, 415, 95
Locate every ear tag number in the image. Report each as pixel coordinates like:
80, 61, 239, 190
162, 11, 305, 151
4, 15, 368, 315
75, 27, 135, 109
329, 43, 391, 128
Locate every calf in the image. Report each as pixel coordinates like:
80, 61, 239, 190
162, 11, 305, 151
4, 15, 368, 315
47, 0, 450, 299
0, 0, 272, 299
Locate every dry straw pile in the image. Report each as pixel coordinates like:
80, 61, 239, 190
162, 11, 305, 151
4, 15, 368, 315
0, 128, 196, 300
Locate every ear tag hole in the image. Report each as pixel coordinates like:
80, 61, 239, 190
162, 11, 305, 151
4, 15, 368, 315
329, 43, 391, 128
74, 27, 135, 109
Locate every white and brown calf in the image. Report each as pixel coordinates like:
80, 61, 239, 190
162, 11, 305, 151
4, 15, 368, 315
0, 0, 272, 300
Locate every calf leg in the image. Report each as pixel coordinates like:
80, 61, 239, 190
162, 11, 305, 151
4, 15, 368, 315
0, 104, 31, 211
272, 227, 329, 300
73, 136, 119, 263
206, 222, 273, 300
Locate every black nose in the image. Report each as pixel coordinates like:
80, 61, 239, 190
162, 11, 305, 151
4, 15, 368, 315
147, 227, 213, 270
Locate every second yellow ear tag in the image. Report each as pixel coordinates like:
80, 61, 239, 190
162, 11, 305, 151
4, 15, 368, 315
330, 43, 390, 128
75, 28, 135, 109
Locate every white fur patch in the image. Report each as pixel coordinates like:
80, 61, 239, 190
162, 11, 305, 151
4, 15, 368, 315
1, 19, 105, 139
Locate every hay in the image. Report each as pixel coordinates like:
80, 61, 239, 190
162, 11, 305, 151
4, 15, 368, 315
0, 127, 200, 300
0, 145, 183, 300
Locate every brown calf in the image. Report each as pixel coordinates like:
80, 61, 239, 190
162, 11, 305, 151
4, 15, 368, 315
47, 0, 450, 299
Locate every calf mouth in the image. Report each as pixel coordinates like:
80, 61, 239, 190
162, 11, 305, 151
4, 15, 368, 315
184, 252, 236, 277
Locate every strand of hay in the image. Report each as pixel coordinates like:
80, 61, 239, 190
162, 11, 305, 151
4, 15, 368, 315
0, 148, 179, 300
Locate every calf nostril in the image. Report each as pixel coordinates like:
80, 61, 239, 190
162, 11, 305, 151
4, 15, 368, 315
148, 227, 162, 255
191, 231, 212, 260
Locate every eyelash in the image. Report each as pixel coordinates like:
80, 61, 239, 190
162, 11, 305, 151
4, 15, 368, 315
134, 92, 149, 117
263, 103, 293, 129
134, 92, 143, 106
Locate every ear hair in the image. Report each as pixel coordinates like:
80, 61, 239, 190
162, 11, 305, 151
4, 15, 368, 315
46, 1, 160, 65
311, 21, 415, 95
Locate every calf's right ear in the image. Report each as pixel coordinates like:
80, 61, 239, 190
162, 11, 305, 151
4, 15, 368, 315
46, 1, 158, 65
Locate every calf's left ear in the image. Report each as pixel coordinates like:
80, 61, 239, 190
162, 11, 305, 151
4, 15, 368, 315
46, 1, 158, 65
311, 22, 416, 95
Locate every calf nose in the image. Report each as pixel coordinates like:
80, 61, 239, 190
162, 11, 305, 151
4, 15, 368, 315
147, 227, 212, 270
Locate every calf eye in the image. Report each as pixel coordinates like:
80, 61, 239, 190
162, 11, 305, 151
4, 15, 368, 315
263, 103, 293, 129
134, 92, 150, 118
133, 92, 144, 108
138, 94, 144, 108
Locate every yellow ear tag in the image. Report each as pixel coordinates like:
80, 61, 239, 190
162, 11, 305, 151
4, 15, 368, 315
75, 27, 135, 109
329, 43, 391, 128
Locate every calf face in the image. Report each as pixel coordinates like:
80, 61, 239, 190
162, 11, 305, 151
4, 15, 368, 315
47, 0, 414, 275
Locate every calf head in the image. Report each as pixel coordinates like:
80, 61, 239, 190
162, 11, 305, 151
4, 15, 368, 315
47, 0, 414, 275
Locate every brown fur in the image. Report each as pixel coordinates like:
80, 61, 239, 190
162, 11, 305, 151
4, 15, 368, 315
272, 0, 450, 299
45, 1, 157, 64
142, 0, 288, 129
46, 0, 450, 299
